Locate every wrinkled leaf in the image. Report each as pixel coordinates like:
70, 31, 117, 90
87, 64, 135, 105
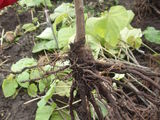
55, 81, 72, 97
27, 83, 38, 97
30, 69, 41, 79
11, 58, 37, 72
16, 71, 30, 88
39, 80, 46, 93
32, 40, 57, 53
43, 65, 52, 72
143, 27, 160, 44
22, 23, 37, 33
2, 74, 18, 97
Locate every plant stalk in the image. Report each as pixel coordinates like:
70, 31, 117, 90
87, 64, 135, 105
74, 0, 86, 44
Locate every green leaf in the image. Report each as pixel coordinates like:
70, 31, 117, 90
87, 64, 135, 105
127, 36, 142, 49
55, 81, 72, 97
51, 110, 71, 120
97, 99, 108, 117
54, 13, 68, 26
43, 65, 52, 72
37, 28, 54, 40
22, 23, 37, 33
30, 69, 41, 79
86, 6, 134, 47
120, 27, 142, 49
38, 81, 56, 107
32, 40, 57, 53
35, 104, 56, 120
50, 111, 63, 120
86, 16, 107, 41
50, 3, 75, 21
39, 80, 46, 93
16, 71, 30, 88
86, 35, 101, 59
11, 58, 37, 72
19, 0, 52, 7
113, 74, 125, 80
2, 74, 18, 97
58, 27, 75, 48
53, 13, 68, 33
27, 83, 38, 97
105, 6, 134, 47
143, 27, 160, 44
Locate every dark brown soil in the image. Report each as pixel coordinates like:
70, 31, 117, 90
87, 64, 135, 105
0, 7, 36, 120
0, 7, 32, 34
0, 90, 37, 120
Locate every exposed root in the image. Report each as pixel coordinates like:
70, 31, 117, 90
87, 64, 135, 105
67, 41, 160, 120
134, 0, 152, 21
134, 0, 160, 22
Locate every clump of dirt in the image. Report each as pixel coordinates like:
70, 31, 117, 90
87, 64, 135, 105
0, 7, 32, 33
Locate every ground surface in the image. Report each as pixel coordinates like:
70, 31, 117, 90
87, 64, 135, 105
0, 8, 37, 120
0, 1, 160, 120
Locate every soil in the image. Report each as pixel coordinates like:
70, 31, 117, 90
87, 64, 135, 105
0, 1, 160, 120
0, 8, 37, 120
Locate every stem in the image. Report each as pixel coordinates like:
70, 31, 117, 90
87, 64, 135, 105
74, 0, 85, 44
44, 0, 59, 49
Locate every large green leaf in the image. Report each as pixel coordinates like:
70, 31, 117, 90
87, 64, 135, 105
105, 6, 134, 47
86, 6, 134, 47
35, 104, 56, 120
32, 40, 57, 53
2, 74, 18, 97
86, 16, 107, 42
143, 27, 160, 44
58, 27, 75, 48
11, 58, 37, 72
